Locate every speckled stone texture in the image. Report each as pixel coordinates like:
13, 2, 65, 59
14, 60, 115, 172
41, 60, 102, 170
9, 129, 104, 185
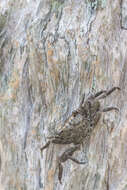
0, 0, 127, 190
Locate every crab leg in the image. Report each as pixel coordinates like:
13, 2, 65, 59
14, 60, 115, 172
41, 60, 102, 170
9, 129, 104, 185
97, 87, 120, 100
93, 90, 107, 98
58, 145, 86, 183
58, 163, 63, 184
102, 106, 119, 112
40, 141, 50, 152
68, 156, 87, 164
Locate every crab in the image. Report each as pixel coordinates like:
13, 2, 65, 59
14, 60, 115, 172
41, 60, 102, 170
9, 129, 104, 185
41, 87, 120, 183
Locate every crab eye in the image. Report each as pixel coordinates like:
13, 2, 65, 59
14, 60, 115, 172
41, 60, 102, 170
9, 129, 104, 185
72, 111, 78, 117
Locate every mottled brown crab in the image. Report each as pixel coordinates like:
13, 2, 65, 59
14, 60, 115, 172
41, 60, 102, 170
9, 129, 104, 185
41, 87, 120, 183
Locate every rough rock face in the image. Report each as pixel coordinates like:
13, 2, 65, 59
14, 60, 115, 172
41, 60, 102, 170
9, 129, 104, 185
0, 0, 127, 189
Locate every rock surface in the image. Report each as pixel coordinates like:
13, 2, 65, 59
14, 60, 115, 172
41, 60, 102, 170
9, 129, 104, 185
0, 0, 127, 189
